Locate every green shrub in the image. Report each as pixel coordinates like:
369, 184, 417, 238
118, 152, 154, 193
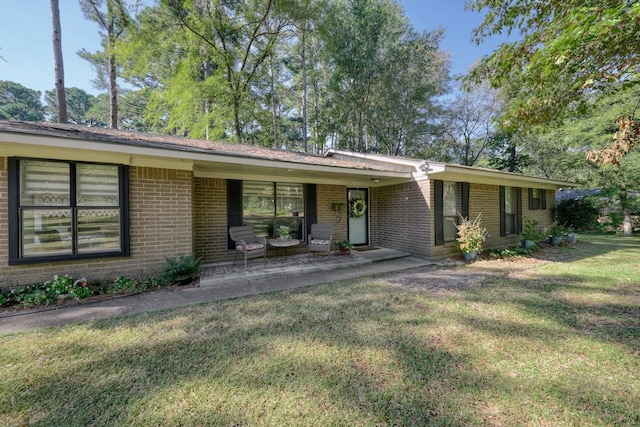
490, 245, 537, 259
0, 289, 8, 306
1, 254, 202, 310
107, 276, 138, 295
159, 254, 202, 285
556, 197, 600, 231
45, 275, 73, 297
0, 275, 94, 309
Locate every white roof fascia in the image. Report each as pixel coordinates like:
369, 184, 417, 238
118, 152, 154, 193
326, 149, 576, 189
0, 131, 410, 180
424, 163, 577, 189
325, 149, 420, 167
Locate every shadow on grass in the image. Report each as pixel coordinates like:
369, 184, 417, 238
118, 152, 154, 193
3, 236, 639, 426
5, 276, 639, 426
2, 283, 469, 426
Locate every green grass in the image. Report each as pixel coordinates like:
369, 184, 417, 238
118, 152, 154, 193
1, 235, 639, 426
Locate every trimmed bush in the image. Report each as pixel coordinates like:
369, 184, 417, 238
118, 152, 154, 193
556, 197, 600, 231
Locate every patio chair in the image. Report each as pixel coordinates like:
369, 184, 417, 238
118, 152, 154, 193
308, 223, 333, 257
229, 226, 267, 268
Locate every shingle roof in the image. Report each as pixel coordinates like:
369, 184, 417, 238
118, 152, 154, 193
0, 120, 400, 173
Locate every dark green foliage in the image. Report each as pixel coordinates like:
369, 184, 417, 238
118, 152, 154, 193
0, 80, 45, 121
1, 275, 93, 308
490, 245, 537, 259
44, 87, 99, 124
556, 197, 600, 231
336, 239, 354, 250
107, 275, 161, 295
1, 254, 202, 310
159, 254, 202, 286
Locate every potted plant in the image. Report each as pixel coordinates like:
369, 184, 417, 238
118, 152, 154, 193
547, 222, 563, 246
336, 239, 354, 255
455, 213, 488, 261
277, 225, 292, 241
331, 201, 345, 211
522, 218, 539, 249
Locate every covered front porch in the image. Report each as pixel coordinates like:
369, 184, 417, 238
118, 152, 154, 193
199, 246, 441, 289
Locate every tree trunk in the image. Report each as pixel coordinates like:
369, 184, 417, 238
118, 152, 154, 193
50, 0, 67, 123
301, 28, 308, 153
269, 55, 278, 148
508, 141, 517, 172
107, 0, 118, 129
108, 48, 118, 128
203, 60, 212, 140
233, 96, 243, 143
313, 80, 320, 154
620, 182, 633, 236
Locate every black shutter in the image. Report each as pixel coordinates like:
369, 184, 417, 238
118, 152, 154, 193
528, 188, 534, 210
305, 184, 317, 240
120, 165, 130, 256
541, 189, 547, 210
8, 158, 20, 264
516, 187, 523, 234
461, 182, 470, 220
499, 185, 506, 237
434, 180, 444, 246
227, 179, 243, 249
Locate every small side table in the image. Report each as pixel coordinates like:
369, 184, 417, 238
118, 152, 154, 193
268, 238, 300, 259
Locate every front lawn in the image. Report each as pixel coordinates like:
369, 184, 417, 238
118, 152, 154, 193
1, 235, 639, 426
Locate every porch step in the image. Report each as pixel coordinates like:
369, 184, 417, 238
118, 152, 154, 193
199, 248, 411, 288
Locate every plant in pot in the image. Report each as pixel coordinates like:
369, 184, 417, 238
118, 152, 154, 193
522, 218, 539, 249
455, 213, 488, 261
336, 239, 354, 255
277, 225, 292, 241
331, 201, 345, 211
547, 222, 564, 246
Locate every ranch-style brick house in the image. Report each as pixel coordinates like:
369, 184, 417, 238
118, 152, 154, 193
0, 120, 574, 288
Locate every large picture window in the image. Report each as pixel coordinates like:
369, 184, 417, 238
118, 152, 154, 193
242, 181, 305, 240
9, 158, 129, 264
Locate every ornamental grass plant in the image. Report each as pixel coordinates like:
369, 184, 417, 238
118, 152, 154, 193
455, 213, 488, 254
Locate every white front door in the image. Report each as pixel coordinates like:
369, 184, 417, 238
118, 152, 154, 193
348, 188, 368, 245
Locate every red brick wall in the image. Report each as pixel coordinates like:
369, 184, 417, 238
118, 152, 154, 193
0, 163, 193, 289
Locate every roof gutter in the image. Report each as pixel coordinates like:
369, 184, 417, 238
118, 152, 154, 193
0, 129, 411, 180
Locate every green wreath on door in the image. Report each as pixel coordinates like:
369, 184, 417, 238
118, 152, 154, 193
350, 198, 367, 218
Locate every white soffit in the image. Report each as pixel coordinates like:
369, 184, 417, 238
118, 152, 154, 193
425, 164, 577, 189
0, 132, 411, 185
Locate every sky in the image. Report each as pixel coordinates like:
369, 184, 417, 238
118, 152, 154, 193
0, 0, 508, 97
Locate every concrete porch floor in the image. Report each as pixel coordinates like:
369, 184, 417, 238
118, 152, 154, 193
199, 246, 416, 288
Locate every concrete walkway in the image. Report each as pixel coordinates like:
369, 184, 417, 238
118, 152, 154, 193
0, 248, 448, 334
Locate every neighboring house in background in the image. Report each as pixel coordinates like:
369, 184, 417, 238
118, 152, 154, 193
0, 121, 575, 288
